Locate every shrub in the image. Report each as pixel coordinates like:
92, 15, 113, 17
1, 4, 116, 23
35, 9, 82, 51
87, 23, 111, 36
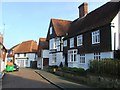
61, 67, 86, 76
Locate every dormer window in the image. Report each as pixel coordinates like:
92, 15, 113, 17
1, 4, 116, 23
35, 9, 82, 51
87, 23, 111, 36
50, 27, 52, 34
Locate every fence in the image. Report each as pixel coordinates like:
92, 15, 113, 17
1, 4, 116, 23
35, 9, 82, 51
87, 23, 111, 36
89, 59, 120, 78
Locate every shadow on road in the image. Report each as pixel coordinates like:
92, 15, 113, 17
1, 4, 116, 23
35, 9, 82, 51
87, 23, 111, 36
2, 72, 59, 89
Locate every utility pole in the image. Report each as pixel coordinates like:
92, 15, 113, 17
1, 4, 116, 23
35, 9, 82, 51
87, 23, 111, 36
2, 23, 5, 44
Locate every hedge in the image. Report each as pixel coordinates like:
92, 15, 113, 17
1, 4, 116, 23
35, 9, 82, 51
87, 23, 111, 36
61, 67, 86, 76
89, 59, 120, 77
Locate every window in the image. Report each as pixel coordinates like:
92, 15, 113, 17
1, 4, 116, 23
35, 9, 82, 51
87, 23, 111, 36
94, 52, 101, 60
25, 60, 28, 67
56, 38, 60, 51
24, 53, 26, 57
80, 54, 85, 64
77, 35, 83, 46
50, 27, 52, 34
70, 38, 74, 48
52, 54, 56, 64
92, 30, 100, 44
68, 49, 77, 62
17, 53, 20, 57
64, 40, 67, 47
49, 39, 56, 49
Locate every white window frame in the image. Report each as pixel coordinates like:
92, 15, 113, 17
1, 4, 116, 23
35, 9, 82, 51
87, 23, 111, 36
64, 40, 67, 47
77, 35, 83, 46
52, 54, 56, 64
92, 30, 100, 44
56, 38, 60, 51
80, 54, 85, 64
49, 39, 56, 50
94, 52, 101, 60
50, 27, 52, 34
70, 38, 74, 48
68, 49, 77, 62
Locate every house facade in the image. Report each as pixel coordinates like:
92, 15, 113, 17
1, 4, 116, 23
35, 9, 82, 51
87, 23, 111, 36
14, 40, 38, 68
0, 33, 7, 72
37, 38, 49, 69
63, 2, 120, 70
46, 18, 71, 66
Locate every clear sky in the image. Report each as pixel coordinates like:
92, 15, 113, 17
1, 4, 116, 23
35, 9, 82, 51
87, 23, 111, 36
0, 1, 108, 49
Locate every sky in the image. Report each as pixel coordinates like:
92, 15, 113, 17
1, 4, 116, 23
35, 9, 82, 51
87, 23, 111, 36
0, 0, 109, 49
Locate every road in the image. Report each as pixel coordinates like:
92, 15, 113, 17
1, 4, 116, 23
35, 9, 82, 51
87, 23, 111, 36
2, 68, 59, 89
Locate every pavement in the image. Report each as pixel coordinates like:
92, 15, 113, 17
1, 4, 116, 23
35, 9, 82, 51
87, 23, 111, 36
35, 70, 90, 90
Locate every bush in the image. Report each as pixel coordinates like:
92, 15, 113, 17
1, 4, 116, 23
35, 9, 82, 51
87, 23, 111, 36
61, 67, 86, 76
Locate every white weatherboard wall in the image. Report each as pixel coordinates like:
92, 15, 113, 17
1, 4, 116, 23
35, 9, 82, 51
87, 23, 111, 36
111, 10, 120, 50
15, 53, 37, 67
68, 52, 114, 70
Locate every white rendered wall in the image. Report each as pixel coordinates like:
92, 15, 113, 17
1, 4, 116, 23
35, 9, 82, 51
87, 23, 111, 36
111, 10, 120, 50
56, 52, 64, 66
42, 50, 49, 58
49, 54, 54, 66
68, 54, 79, 68
36, 57, 42, 69
68, 52, 114, 70
49, 52, 64, 66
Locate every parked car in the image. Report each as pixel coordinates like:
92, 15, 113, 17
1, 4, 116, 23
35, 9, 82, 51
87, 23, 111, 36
13, 64, 19, 71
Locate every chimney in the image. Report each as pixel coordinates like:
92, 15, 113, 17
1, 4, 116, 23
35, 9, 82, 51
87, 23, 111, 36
78, 2, 88, 18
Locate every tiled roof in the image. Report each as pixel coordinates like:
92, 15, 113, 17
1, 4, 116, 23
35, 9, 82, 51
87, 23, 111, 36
38, 38, 48, 57
15, 40, 38, 53
38, 38, 48, 49
39, 38, 46, 42
51, 18, 72, 36
67, 2, 120, 37
46, 18, 72, 40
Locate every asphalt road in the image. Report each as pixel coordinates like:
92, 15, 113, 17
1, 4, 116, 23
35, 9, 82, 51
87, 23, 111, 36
2, 68, 59, 89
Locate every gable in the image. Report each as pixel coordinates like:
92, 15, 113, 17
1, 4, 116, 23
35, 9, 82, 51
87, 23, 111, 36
46, 18, 72, 41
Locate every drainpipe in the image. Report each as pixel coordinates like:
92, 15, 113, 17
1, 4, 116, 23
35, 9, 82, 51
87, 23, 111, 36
41, 50, 43, 70
41, 58, 43, 70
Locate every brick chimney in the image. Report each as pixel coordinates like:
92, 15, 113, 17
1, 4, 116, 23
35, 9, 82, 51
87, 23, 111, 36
78, 2, 88, 18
